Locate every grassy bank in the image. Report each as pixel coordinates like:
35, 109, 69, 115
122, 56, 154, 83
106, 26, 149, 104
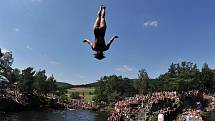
67, 87, 95, 101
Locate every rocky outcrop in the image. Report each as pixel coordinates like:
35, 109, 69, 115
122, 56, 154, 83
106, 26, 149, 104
0, 83, 28, 111
0, 84, 98, 111
0, 84, 66, 111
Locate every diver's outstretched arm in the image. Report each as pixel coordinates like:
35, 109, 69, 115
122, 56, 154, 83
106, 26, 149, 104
106, 35, 119, 50
83, 39, 94, 49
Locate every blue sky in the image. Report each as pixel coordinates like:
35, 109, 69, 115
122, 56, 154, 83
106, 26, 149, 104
0, 0, 215, 84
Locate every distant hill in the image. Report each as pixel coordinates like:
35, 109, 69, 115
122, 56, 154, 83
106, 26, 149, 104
56, 78, 157, 89
55, 81, 98, 89
55, 81, 99, 89
56, 82, 73, 89
72, 82, 98, 88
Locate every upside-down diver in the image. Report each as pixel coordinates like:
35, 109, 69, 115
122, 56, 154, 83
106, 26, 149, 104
83, 5, 119, 60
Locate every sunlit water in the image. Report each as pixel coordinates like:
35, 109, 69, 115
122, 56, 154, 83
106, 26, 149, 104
0, 110, 108, 121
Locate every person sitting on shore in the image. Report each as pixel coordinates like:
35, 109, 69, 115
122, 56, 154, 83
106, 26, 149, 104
83, 5, 119, 60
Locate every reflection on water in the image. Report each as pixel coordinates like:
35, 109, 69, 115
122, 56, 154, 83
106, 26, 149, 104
0, 110, 108, 121
1, 110, 215, 121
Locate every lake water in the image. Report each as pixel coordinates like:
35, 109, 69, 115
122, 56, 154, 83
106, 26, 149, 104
0, 110, 108, 121
1, 110, 215, 121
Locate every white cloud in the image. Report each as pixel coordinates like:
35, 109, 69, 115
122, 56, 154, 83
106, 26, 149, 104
31, 0, 43, 3
144, 20, 159, 28
1, 48, 10, 53
79, 75, 85, 79
49, 61, 60, 65
26, 45, 32, 50
13, 28, 20, 32
115, 65, 134, 72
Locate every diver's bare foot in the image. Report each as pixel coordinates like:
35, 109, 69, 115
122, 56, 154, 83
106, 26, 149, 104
101, 5, 106, 9
112, 36, 119, 39
83, 39, 88, 43
114, 35, 119, 38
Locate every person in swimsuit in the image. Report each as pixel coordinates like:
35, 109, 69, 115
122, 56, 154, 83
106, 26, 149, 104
83, 5, 119, 60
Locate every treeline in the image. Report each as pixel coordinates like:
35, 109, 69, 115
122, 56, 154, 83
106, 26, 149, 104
93, 61, 215, 104
158, 62, 215, 91
10, 67, 57, 95
0, 49, 66, 98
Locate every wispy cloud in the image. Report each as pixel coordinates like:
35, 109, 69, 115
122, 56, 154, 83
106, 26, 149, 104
115, 65, 134, 72
26, 45, 32, 50
31, 0, 43, 3
49, 61, 60, 65
79, 75, 85, 79
144, 20, 159, 28
13, 28, 20, 32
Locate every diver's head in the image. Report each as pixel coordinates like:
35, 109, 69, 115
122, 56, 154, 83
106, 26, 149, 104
94, 51, 105, 60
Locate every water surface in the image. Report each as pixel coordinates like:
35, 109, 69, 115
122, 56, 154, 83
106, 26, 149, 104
0, 110, 108, 121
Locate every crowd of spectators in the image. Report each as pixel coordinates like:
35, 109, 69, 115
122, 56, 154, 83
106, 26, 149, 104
61, 99, 98, 110
181, 90, 201, 97
109, 91, 180, 121
0, 83, 26, 104
176, 108, 203, 121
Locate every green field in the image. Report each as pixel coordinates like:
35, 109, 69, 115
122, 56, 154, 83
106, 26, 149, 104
67, 87, 95, 101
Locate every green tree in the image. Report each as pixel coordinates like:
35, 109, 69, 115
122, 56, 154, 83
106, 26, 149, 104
21, 67, 35, 81
45, 75, 57, 93
70, 92, 81, 99
18, 67, 36, 93
93, 79, 107, 103
158, 61, 200, 91
201, 63, 214, 91
93, 75, 136, 104
138, 69, 149, 80
6, 68, 21, 84
212, 70, 215, 90
33, 70, 47, 94
55, 87, 68, 97
134, 69, 149, 94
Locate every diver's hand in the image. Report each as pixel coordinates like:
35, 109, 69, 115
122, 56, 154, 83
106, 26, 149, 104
113, 35, 119, 39
83, 39, 89, 43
